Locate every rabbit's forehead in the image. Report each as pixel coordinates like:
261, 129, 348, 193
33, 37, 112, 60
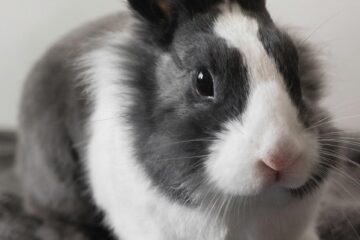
214, 4, 281, 87
212, 2, 301, 105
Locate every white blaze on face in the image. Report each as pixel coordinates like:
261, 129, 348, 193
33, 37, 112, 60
206, 3, 319, 196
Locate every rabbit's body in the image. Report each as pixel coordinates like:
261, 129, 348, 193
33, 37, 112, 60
17, 1, 340, 240
17, 13, 132, 227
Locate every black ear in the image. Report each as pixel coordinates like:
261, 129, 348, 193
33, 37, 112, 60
128, 0, 224, 24
128, 0, 178, 46
127, 0, 223, 46
180, 0, 223, 15
236, 0, 266, 11
128, 0, 172, 25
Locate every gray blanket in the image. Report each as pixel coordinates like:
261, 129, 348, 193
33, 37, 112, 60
1, 131, 359, 240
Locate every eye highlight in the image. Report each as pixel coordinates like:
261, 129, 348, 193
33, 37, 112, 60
195, 69, 215, 99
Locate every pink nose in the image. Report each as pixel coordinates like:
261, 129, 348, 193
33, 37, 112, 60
262, 150, 298, 172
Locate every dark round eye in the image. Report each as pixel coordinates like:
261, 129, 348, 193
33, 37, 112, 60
195, 69, 214, 99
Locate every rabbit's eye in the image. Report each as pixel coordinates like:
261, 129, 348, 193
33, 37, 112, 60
195, 69, 214, 99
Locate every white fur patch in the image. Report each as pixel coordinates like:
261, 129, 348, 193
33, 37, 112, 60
207, 2, 320, 196
206, 81, 319, 195
79, 19, 225, 240
215, 3, 280, 86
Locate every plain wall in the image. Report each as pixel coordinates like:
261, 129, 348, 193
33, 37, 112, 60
0, 0, 359, 130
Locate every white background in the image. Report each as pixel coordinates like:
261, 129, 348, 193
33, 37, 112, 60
0, 0, 359, 130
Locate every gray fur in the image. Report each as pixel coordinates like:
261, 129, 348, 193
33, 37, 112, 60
2, 131, 360, 239
0, 131, 19, 195
16, 13, 130, 231
0, 194, 109, 240
8, 1, 359, 239
319, 148, 360, 240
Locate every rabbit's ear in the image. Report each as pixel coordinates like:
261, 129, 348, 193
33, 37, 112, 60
235, 0, 266, 11
128, 0, 225, 25
127, 0, 224, 46
128, 0, 172, 25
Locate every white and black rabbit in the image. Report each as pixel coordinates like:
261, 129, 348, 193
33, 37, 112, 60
17, 0, 341, 240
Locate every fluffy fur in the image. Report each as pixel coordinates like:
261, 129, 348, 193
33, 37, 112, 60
16, 1, 342, 240
1, 132, 359, 239
207, 3, 318, 196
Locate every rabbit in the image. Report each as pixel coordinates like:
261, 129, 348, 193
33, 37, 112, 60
16, 0, 341, 239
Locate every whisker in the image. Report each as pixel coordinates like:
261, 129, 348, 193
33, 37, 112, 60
330, 177, 359, 204
198, 193, 222, 240
90, 116, 120, 123
320, 149, 360, 169
319, 138, 360, 145
320, 131, 360, 137
319, 158, 360, 188
320, 143, 360, 153
301, 8, 345, 44
307, 115, 333, 131
307, 113, 360, 132
155, 154, 210, 162
330, 180, 360, 240
344, 213, 360, 240
150, 138, 217, 151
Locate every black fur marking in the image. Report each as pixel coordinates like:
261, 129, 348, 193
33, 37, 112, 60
128, 0, 336, 202
258, 26, 303, 108
180, 0, 224, 15
128, 0, 223, 47
258, 25, 341, 198
232, 0, 266, 11
256, 23, 344, 198
122, 13, 250, 205
128, 0, 169, 24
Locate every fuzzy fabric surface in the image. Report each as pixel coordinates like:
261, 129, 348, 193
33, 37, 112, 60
0, 131, 359, 240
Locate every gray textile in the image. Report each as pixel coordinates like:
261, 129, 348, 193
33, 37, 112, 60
1, 130, 360, 240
